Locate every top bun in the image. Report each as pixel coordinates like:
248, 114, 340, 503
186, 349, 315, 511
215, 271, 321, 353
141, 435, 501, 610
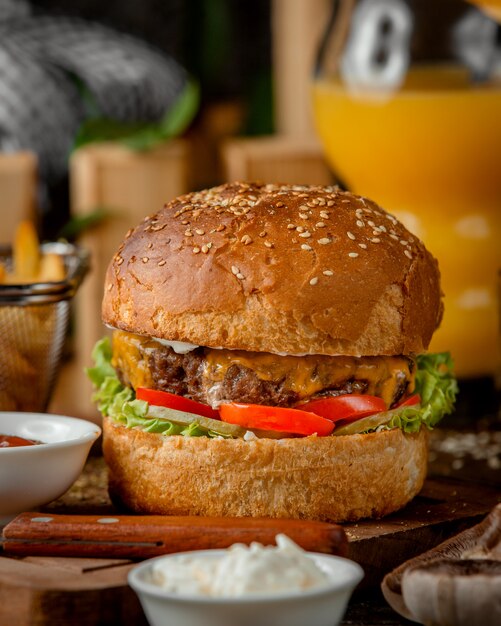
102, 182, 442, 356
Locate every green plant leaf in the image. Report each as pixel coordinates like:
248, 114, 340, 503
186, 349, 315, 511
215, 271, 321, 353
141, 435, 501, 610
74, 79, 199, 151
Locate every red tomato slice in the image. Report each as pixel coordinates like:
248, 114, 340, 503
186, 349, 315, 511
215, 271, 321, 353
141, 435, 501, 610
396, 394, 421, 408
299, 394, 386, 423
136, 388, 220, 420
219, 403, 334, 437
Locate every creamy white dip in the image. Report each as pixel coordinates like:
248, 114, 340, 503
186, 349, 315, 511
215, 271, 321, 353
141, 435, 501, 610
148, 534, 330, 597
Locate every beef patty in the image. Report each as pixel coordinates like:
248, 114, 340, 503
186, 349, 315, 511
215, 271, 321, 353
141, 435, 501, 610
111, 331, 415, 409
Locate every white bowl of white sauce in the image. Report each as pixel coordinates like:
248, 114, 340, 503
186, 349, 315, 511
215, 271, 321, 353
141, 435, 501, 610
128, 534, 364, 626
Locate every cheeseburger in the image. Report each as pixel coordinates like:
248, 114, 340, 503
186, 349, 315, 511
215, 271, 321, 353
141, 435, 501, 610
89, 182, 457, 522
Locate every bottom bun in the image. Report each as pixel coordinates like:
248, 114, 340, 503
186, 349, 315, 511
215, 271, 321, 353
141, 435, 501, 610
103, 417, 428, 522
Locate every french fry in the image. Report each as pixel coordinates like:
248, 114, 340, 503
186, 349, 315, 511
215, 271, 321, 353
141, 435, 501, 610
39, 252, 66, 283
13, 220, 40, 282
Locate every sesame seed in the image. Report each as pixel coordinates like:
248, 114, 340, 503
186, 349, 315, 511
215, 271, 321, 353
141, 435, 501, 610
371, 237, 381, 243
107, 283, 113, 291
323, 270, 333, 276
141, 257, 149, 263
299, 231, 311, 238
192, 247, 200, 254
368, 220, 376, 227
320, 211, 330, 219
404, 250, 413, 259
299, 205, 309, 211
348, 252, 359, 258
181, 220, 189, 225
185, 230, 193, 237
359, 243, 367, 249
309, 277, 319, 285
116, 257, 124, 266
390, 234, 399, 240
216, 224, 225, 232
317, 198, 326, 206
276, 201, 285, 207
400, 240, 408, 246
195, 228, 205, 235
264, 241, 274, 248
201, 245, 209, 254
158, 260, 166, 266
241, 234, 253, 245
296, 226, 305, 233
231, 266, 239, 275
379, 225, 387, 232
326, 200, 335, 207
318, 237, 332, 245
356, 220, 364, 228
287, 224, 295, 230
299, 213, 309, 220
259, 231, 267, 237
236, 273, 245, 280
301, 244, 312, 251
347, 231, 356, 240
316, 222, 326, 228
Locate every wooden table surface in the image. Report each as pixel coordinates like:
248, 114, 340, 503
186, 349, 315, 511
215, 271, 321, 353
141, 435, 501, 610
342, 419, 501, 626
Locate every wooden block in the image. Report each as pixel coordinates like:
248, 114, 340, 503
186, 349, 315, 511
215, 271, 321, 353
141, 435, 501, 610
222, 135, 333, 186
50, 141, 190, 422
0, 555, 147, 626
272, 0, 332, 136
0, 151, 37, 244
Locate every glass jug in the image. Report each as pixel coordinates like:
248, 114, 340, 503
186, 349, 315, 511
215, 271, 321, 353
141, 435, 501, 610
313, 0, 501, 380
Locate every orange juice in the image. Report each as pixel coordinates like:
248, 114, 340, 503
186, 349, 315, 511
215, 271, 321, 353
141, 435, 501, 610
313, 69, 501, 378
468, 0, 501, 21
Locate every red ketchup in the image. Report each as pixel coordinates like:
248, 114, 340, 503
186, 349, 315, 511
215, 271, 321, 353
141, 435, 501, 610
0, 434, 38, 448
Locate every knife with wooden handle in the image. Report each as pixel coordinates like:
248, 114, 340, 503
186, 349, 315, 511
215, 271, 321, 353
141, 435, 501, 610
2, 512, 348, 559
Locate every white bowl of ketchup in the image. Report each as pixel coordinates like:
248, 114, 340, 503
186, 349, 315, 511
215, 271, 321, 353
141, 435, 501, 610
0, 412, 100, 521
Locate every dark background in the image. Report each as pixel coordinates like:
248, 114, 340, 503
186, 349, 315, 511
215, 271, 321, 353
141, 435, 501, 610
30, 0, 274, 135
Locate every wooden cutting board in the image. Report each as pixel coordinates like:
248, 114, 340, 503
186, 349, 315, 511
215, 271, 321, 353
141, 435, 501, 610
1, 476, 499, 626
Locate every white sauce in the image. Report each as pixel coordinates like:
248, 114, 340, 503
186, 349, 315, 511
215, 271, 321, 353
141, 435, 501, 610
153, 338, 200, 354
148, 534, 330, 597
107, 325, 351, 358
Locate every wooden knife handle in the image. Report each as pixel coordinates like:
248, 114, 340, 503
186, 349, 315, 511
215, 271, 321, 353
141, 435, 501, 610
2, 513, 348, 559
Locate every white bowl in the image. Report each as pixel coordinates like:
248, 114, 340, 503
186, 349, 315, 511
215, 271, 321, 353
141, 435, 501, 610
128, 550, 364, 626
0, 412, 101, 520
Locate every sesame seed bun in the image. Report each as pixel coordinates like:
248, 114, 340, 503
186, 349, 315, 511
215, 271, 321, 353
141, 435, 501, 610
102, 182, 442, 355
103, 416, 428, 522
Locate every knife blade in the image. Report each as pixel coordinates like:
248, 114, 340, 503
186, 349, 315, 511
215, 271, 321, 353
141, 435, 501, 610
1, 512, 348, 559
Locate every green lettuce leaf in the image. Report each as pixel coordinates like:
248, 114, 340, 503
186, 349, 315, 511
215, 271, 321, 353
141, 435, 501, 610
87, 338, 458, 438
86, 337, 231, 438
387, 352, 458, 433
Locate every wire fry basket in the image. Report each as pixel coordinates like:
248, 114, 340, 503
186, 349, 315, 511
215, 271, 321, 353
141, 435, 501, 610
0, 242, 89, 412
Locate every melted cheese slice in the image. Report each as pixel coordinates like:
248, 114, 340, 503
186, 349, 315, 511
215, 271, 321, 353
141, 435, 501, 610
112, 330, 415, 407
204, 350, 414, 406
